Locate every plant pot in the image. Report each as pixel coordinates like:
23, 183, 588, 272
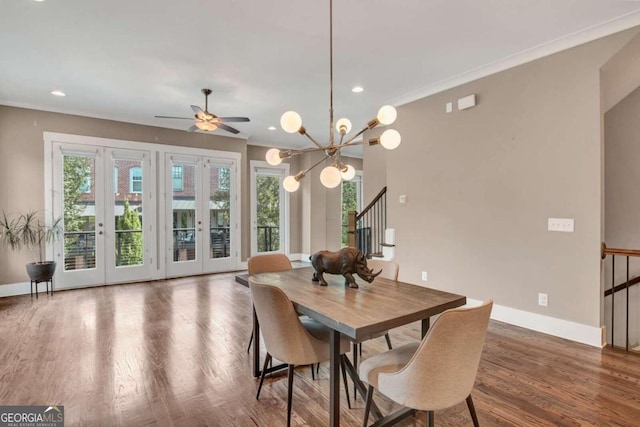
26, 261, 57, 282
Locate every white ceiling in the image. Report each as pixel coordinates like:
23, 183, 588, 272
2, 0, 640, 153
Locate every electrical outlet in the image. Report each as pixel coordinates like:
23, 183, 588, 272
538, 293, 548, 307
421, 271, 428, 281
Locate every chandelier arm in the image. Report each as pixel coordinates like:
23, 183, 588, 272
303, 131, 325, 150
298, 153, 331, 177
329, 0, 335, 146
340, 126, 370, 146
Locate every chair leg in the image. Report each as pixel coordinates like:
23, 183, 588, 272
317, 363, 320, 374
311, 364, 315, 380
466, 394, 480, 427
384, 333, 392, 350
340, 355, 351, 409
287, 364, 295, 427
256, 353, 272, 400
426, 410, 434, 427
246, 329, 254, 353
363, 385, 374, 427
352, 342, 358, 401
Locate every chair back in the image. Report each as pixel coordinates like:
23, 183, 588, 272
248, 253, 292, 274
249, 278, 330, 365
378, 300, 493, 411
366, 259, 399, 281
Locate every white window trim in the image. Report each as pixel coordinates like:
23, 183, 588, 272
250, 160, 290, 256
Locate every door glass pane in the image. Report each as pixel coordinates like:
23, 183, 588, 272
256, 174, 280, 252
63, 155, 96, 271
173, 162, 196, 262
210, 165, 230, 259
114, 159, 144, 267
341, 176, 362, 247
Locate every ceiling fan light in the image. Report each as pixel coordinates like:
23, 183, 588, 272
320, 165, 342, 188
377, 105, 397, 125
281, 111, 302, 133
196, 121, 217, 131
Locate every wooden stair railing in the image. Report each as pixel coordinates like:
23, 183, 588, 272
347, 187, 387, 258
601, 243, 640, 352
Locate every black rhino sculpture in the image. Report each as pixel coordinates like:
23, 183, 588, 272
309, 247, 381, 288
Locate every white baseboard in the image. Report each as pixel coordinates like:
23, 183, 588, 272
299, 253, 311, 262
466, 298, 603, 348
288, 253, 309, 262
0, 282, 31, 298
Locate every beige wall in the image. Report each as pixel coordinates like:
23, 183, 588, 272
605, 85, 640, 276
603, 83, 640, 347
364, 29, 637, 327
0, 105, 247, 285
602, 31, 640, 113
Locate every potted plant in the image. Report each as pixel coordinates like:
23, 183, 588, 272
0, 210, 63, 282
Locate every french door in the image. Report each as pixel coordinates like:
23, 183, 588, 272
250, 161, 289, 256
52, 143, 154, 288
166, 154, 238, 277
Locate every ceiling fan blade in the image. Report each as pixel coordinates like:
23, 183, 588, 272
155, 115, 193, 120
191, 105, 206, 119
187, 125, 199, 132
217, 123, 240, 134
218, 117, 250, 123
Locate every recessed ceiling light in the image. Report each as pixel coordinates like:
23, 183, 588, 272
268, 126, 276, 131
51, 90, 66, 97
352, 86, 364, 93
33, 0, 46, 2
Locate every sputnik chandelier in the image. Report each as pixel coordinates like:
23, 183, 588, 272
265, 0, 401, 192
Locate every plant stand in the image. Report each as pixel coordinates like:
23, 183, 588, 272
30, 278, 53, 298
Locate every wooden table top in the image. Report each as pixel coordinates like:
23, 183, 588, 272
249, 267, 466, 342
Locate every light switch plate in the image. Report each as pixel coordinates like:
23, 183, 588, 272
446, 102, 453, 113
399, 195, 407, 204
548, 218, 574, 232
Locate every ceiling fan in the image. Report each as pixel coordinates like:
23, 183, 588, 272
155, 88, 250, 134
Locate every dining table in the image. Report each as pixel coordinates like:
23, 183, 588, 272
238, 266, 466, 427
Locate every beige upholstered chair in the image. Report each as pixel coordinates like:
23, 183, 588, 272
248, 253, 293, 275
246, 253, 293, 352
249, 278, 352, 427
359, 300, 493, 427
352, 260, 399, 399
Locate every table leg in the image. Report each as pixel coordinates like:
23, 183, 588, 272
330, 329, 340, 427
421, 318, 430, 338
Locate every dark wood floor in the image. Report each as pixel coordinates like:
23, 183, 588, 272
1, 273, 640, 426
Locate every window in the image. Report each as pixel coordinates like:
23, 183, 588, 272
341, 172, 362, 247
219, 167, 230, 191
172, 165, 183, 191
113, 167, 118, 193
130, 167, 142, 193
